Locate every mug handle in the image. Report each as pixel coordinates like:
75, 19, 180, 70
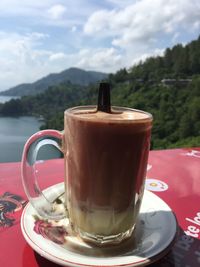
21, 129, 66, 220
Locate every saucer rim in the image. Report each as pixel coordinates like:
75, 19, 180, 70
21, 182, 178, 267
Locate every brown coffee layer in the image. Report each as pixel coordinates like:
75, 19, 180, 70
64, 106, 152, 236
65, 108, 151, 208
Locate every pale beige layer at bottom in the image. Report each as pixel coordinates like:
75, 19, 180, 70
69, 206, 138, 236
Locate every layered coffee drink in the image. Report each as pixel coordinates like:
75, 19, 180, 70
64, 106, 152, 244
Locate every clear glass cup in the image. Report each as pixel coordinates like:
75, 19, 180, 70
21, 105, 153, 246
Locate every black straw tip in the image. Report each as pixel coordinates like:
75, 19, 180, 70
97, 82, 111, 113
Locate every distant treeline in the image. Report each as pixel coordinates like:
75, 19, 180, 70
0, 36, 200, 149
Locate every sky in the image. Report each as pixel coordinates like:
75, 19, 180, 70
0, 0, 199, 91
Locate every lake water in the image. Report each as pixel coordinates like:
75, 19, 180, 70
0, 116, 41, 162
0, 96, 62, 162
0, 116, 62, 162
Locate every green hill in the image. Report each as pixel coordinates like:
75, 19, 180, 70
0, 36, 200, 150
0, 67, 108, 96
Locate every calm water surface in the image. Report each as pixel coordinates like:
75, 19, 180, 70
0, 116, 61, 162
0, 96, 62, 162
0, 116, 42, 162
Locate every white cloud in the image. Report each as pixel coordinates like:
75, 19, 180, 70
0, 1, 98, 28
49, 52, 67, 61
0, 0, 199, 90
0, 31, 120, 90
76, 47, 122, 72
47, 4, 66, 20
131, 48, 165, 66
84, 0, 200, 47
0, 31, 68, 90
84, 9, 113, 36
83, 0, 200, 71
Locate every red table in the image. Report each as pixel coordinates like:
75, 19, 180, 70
0, 148, 200, 267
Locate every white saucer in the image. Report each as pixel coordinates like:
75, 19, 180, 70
21, 183, 177, 267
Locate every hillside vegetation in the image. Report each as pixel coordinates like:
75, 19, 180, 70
0, 68, 107, 96
0, 36, 200, 149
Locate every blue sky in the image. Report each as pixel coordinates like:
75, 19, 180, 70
0, 0, 199, 91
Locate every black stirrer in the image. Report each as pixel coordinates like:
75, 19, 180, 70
97, 82, 111, 113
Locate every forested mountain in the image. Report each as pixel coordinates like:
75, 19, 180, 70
0, 68, 108, 96
0, 36, 200, 149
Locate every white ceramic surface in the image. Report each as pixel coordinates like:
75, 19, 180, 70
21, 183, 177, 267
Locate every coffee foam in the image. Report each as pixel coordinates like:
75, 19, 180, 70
69, 108, 151, 122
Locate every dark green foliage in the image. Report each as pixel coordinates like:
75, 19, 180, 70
104, 75, 199, 149
0, 99, 25, 116
0, 36, 200, 149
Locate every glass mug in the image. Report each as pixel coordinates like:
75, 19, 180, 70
21, 105, 153, 246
